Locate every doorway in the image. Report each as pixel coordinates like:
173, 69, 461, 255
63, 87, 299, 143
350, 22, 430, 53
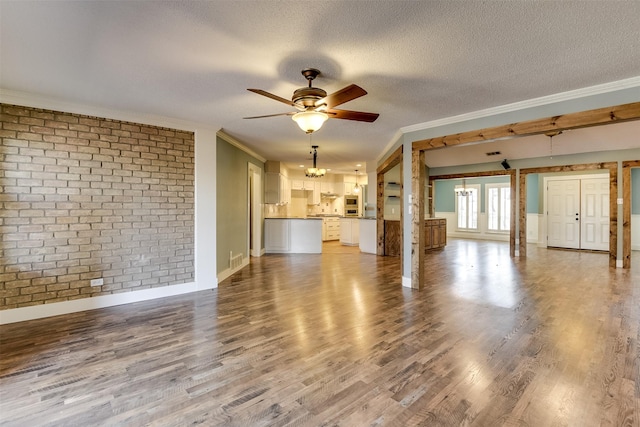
546, 174, 609, 251
248, 163, 262, 258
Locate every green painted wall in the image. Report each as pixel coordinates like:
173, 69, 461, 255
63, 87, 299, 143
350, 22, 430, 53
434, 175, 510, 213
527, 174, 539, 214
216, 137, 264, 274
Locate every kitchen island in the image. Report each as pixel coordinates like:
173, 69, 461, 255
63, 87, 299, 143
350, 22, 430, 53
264, 218, 323, 253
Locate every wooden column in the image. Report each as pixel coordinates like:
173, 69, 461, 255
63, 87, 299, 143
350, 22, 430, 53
514, 171, 521, 257
376, 171, 385, 255
622, 161, 640, 268
377, 146, 403, 257
609, 165, 618, 268
411, 148, 425, 290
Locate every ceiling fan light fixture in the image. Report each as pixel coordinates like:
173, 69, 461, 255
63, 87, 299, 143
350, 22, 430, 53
292, 111, 328, 134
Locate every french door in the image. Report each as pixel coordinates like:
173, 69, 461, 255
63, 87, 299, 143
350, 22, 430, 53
546, 176, 609, 251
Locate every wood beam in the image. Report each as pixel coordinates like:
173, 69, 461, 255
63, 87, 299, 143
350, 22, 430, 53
428, 170, 512, 181
519, 162, 617, 176
413, 102, 640, 151
377, 145, 403, 174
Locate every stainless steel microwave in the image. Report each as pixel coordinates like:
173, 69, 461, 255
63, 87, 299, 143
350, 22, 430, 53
344, 195, 358, 216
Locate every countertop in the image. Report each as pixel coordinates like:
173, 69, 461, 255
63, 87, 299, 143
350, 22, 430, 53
265, 217, 322, 220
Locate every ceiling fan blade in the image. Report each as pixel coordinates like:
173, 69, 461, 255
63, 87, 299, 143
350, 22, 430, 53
315, 84, 367, 109
327, 108, 379, 122
243, 112, 295, 119
247, 89, 297, 107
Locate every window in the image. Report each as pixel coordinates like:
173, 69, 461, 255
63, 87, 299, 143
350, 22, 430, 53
487, 183, 510, 232
455, 184, 479, 230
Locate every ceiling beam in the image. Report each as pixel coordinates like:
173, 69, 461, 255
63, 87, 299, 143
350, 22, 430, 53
413, 102, 640, 151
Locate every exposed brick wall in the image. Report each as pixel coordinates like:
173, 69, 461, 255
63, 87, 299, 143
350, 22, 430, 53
0, 104, 195, 309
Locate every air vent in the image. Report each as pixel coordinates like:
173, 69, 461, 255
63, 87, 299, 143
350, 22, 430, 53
485, 151, 502, 156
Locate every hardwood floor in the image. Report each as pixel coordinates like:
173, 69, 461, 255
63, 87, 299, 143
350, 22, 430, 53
1, 240, 639, 426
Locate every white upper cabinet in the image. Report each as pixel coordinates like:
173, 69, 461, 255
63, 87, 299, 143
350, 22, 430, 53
265, 172, 290, 205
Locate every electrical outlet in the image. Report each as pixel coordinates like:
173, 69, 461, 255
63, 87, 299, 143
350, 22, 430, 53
90, 278, 103, 287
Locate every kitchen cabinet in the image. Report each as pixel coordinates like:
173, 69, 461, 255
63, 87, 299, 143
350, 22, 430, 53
358, 218, 376, 254
290, 179, 305, 191
320, 181, 335, 194
384, 218, 446, 256
307, 181, 321, 205
322, 217, 340, 241
265, 173, 290, 205
343, 182, 356, 195
340, 217, 359, 246
265, 218, 322, 253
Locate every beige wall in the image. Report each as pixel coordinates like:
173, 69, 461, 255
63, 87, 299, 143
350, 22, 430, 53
0, 104, 195, 309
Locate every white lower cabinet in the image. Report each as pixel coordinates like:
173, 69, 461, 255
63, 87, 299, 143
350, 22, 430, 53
264, 219, 290, 252
265, 218, 322, 253
322, 217, 340, 241
340, 218, 359, 246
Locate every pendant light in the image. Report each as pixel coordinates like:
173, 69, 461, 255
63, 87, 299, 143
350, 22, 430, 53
353, 170, 361, 194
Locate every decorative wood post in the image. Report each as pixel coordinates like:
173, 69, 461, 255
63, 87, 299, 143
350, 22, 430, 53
411, 148, 425, 290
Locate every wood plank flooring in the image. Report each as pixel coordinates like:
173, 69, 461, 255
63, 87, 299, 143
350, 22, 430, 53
1, 240, 639, 426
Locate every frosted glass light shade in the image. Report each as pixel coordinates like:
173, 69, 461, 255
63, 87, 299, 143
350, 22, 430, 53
292, 111, 329, 134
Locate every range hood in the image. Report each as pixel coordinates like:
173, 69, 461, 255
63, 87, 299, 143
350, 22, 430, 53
320, 192, 338, 199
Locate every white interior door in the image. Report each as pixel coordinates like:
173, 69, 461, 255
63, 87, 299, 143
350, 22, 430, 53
580, 178, 609, 250
547, 179, 581, 249
546, 175, 610, 251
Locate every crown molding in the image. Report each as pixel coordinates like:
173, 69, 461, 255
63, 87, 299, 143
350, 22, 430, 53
217, 129, 267, 163
0, 88, 217, 132
400, 76, 640, 134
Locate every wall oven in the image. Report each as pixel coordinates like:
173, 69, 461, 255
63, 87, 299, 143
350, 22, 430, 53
344, 195, 359, 217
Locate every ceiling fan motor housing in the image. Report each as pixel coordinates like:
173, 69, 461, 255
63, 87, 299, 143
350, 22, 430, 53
292, 87, 327, 108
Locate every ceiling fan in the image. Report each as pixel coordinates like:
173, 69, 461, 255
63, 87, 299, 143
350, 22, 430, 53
244, 68, 379, 134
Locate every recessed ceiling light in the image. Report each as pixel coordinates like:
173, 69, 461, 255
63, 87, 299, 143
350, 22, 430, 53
356, 164, 362, 167
299, 165, 304, 167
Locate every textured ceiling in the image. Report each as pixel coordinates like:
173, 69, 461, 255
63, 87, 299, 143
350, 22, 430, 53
1, 1, 639, 172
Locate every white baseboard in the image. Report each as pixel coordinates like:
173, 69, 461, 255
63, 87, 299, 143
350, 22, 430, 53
217, 257, 250, 283
617, 260, 623, 268
402, 276, 412, 288
0, 281, 201, 325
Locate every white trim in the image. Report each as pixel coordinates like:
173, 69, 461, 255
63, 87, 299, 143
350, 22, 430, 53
0, 88, 212, 132
217, 257, 250, 283
616, 260, 623, 268
402, 276, 412, 288
217, 129, 267, 163
400, 76, 640, 133
0, 282, 199, 325
376, 130, 404, 165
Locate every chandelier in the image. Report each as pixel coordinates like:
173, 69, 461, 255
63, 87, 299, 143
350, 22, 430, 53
305, 145, 326, 178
